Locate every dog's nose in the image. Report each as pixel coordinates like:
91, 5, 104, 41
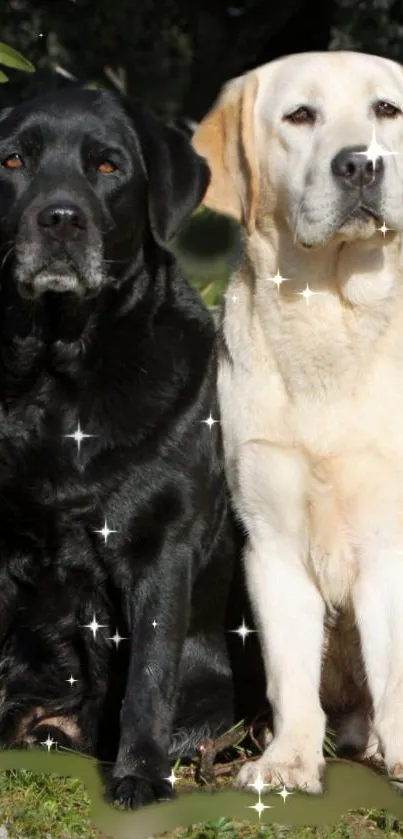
331, 145, 384, 188
37, 202, 87, 239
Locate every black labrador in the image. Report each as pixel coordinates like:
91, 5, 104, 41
0, 88, 237, 809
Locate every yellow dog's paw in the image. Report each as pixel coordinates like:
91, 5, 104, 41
235, 753, 324, 794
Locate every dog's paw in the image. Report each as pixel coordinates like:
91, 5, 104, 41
235, 752, 324, 794
109, 774, 175, 809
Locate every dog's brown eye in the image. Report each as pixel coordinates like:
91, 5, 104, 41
2, 153, 24, 170
284, 106, 316, 125
97, 160, 117, 174
374, 100, 401, 118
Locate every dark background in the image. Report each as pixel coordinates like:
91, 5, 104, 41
1, 0, 403, 127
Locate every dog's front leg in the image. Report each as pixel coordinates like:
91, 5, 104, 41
233, 446, 326, 793
353, 542, 403, 777
110, 554, 191, 809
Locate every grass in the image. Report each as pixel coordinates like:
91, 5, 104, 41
160, 812, 403, 839
0, 728, 401, 838
0, 769, 103, 838
1, 765, 403, 839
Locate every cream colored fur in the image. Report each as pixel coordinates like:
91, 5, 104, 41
193, 51, 403, 793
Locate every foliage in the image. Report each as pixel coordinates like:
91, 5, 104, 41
0, 41, 34, 83
0, 0, 330, 119
1, 0, 403, 121
330, 0, 403, 59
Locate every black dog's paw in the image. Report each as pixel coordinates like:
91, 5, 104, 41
110, 774, 175, 809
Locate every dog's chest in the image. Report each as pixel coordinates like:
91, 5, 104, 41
0, 370, 104, 510
224, 289, 403, 457
221, 291, 403, 606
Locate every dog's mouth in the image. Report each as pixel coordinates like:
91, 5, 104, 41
334, 201, 386, 241
16, 256, 105, 301
32, 262, 81, 297
339, 199, 382, 225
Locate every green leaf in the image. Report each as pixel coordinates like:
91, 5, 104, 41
0, 43, 35, 73
0, 69, 9, 83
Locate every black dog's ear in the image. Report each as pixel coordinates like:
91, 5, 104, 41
129, 103, 211, 246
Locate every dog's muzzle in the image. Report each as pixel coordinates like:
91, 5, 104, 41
15, 196, 105, 299
330, 144, 385, 225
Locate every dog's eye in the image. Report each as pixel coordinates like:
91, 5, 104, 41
97, 160, 117, 174
284, 106, 316, 125
2, 153, 24, 170
374, 100, 401, 119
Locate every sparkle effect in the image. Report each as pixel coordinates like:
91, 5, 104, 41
41, 734, 57, 751
64, 421, 94, 452
297, 284, 324, 305
66, 675, 78, 687
377, 220, 392, 237
229, 617, 256, 645
94, 519, 117, 544
277, 784, 293, 803
267, 269, 290, 291
249, 774, 269, 795
82, 614, 106, 640
248, 773, 273, 819
201, 413, 219, 430
357, 127, 398, 168
152, 620, 158, 629
165, 768, 180, 788
108, 629, 127, 649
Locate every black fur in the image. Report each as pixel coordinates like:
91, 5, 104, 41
0, 88, 237, 809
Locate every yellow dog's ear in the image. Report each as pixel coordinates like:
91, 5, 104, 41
192, 72, 259, 235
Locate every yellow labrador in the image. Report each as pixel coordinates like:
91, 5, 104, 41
193, 51, 403, 793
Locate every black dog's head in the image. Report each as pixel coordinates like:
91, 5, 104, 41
0, 88, 209, 300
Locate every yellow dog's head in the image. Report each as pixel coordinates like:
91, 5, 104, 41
193, 51, 403, 248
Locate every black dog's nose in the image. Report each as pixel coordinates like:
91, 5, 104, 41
331, 145, 384, 188
37, 202, 87, 239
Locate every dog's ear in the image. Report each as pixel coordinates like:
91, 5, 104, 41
131, 105, 211, 247
192, 73, 259, 235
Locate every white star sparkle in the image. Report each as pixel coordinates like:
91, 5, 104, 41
94, 519, 117, 545
249, 798, 271, 818
357, 127, 398, 167
267, 269, 290, 291
41, 734, 57, 751
297, 284, 324, 305
82, 613, 106, 640
152, 620, 158, 629
66, 675, 78, 687
165, 768, 180, 788
201, 413, 219, 430
247, 774, 273, 819
249, 773, 269, 795
108, 629, 127, 649
377, 220, 392, 237
225, 289, 239, 303
64, 421, 94, 452
277, 784, 293, 803
229, 617, 256, 645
